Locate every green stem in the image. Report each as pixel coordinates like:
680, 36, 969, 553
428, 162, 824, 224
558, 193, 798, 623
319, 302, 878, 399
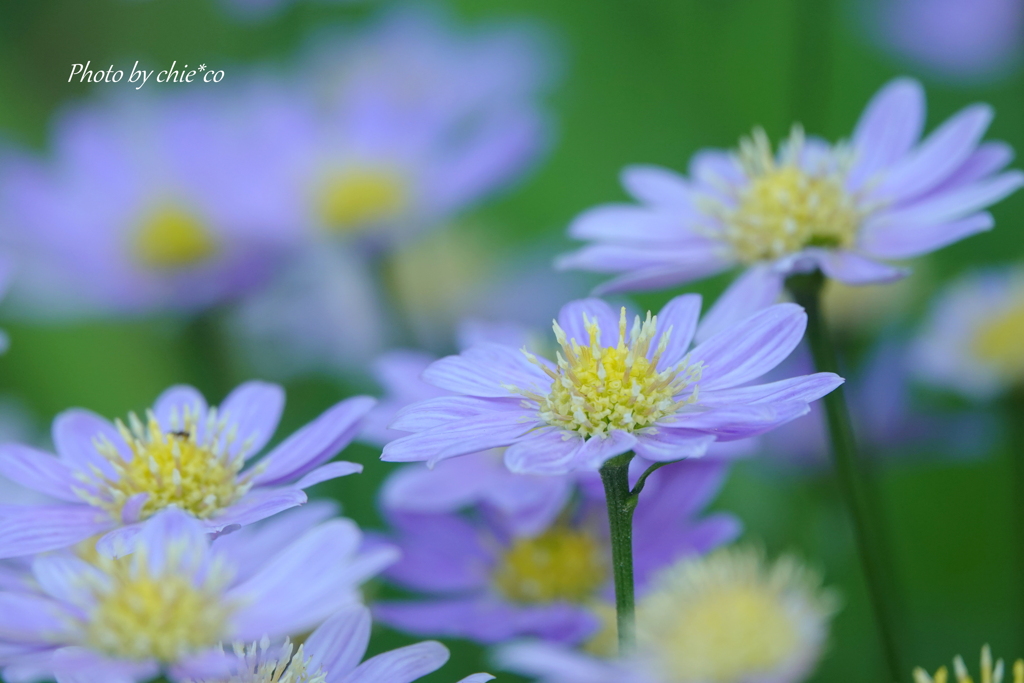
599, 452, 637, 653
181, 309, 234, 401
786, 271, 903, 682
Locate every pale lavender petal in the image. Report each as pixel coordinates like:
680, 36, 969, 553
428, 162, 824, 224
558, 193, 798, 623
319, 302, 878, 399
0, 592, 72, 642
556, 298, 620, 347
219, 381, 285, 459
384, 513, 492, 593
390, 397, 527, 434
153, 385, 208, 432
295, 461, 362, 489
694, 264, 784, 344
925, 141, 1015, 194
592, 260, 730, 296
52, 409, 126, 478
305, 605, 371, 683
343, 642, 448, 683
859, 212, 994, 259
0, 445, 81, 502
674, 402, 811, 440
811, 249, 909, 285
503, 427, 584, 475
653, 294, 702, 368
0, 505, 111, 558
850, 78, 925, 185
384, 413, 539, 466
423, 344, 549, 397
575, 431, 637, 469
380, 458, 495, 514
495, 641, 625, 683
134, 508, 208, 575
120, 493, 148, 525
251, 396, 375, 487
51, 647, 158, 683
95, 524, 144, 559
228, 518, 365, 640
699, 373, 844, 407
32, 554, 102, 604
456, 675, 495, 683
868, 170, 1024, 229
620, 164, 692, 207
876, 104, 993, 201
566, 205, 692, 245
206, 488, 308, 533
690, 303, 806, 390
632, 430, 716, 462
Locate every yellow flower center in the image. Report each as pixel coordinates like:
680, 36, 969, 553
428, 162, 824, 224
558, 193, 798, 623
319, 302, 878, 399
493, 528, 607, 604
971, 300, 1024, 380
914, 646, 1024, 683
512, 308, 701, 439
134, 206, 218, 270
83, 550, 233, 662
317, 168, 407, 234
714, 126, 860, 264
199, 639, 327, 683
638, 549, 834, 683
77, 408, 253, 522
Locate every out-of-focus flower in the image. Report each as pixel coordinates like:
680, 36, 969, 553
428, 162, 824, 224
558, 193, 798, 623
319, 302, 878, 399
0, 508, 397, 683
382, 295, 841, 474
374, 460, 739, 646
0, 93, 298, 317
913, 645, 1023, 683
0, 380, 374, 558
764, 340, 997, 467
496, 547, 837, 683
912, 266, 1024, 399
821, 270, 923, 336
872, 0, 1023, 83
189, 605, 492, 683
559, 78, 1022, 314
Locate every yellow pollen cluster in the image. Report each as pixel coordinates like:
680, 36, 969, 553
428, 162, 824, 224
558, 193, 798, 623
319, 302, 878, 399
513, 308, 701, 439
134, 206, 218, 270
76, 407, 253, 521
198, 638, 327, 683
317, 168, 408, 234
914, 645, 1024, 683
493, 528, 607, 604
83, 549, 233, 662
971, 300, 1024, 380
637, 548, 836, 683
714, 126, 860, 264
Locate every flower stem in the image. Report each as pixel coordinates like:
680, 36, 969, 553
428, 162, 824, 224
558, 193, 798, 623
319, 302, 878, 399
600, 452, 637, 653
786, 271, 903, 682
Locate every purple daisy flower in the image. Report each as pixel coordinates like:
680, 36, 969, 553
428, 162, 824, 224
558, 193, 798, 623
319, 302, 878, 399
0, 380, 374, 558
0, 92, 298, 317
558, 78, 1023, 307
381, 295, 842, 474
0, 507, 397, 683
374, 460, 739, 646
194, 604, 491, 683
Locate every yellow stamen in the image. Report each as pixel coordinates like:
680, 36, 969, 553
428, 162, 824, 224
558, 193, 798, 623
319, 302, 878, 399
493, 528, 607, 604
134, 206, 217, 270
709, 126, 861, 264
317, 168, 407, 234
513, 308, 701, 439
198, 638, 327, 683
75, 406, 253, 521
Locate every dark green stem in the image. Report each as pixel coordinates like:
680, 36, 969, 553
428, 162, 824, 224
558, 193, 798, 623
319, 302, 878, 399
181, 309, 234, 401
600, 452, 637, 653
631, 460, 669, 498
1006, 388, 1024, 641
786, 271, 903, 682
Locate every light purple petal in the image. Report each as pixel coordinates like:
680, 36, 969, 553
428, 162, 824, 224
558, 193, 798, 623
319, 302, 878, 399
859, 212, 994, 259
343, 641, 448, 683
575, 431, 637, 469
384, 413, 539, 466
556, 298, 621, 347
0, 592, 71, 642
390, 396, 528, 434
423, 344, 550, 398
868, 170, 1024, 229
0, 505, 111, 559
305, 605, 371, 683
591, 260, 730, 296
674, 402, 812, 440
32, 554, 102, 605
295, 461, 363, 489
384, 513, 492, 593
699, 373, 844, 407
876, 104, 993, 201
503, 428, 584, 475
632, 430, 716, 462
811, 249, 909, 285
0, 445, 81, 502
153, 385, 208, 432
690, 303, 807, 390
495, 641, 624, 683
620, 164, 692, 208
456, 675, 495, 683
251, 396, 375, 487
566, 204, 696, 245
52, 409, 126, 478
51, 647, 158, 683
380, 458, 495, 514
654, 294, 702, 369
694, 265, 784, 344
218, 381, 285, 459
206, 487, 308, 533
850, 78, 926, 187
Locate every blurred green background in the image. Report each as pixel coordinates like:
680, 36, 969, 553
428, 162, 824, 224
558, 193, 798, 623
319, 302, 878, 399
2, 0, 1024, 681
